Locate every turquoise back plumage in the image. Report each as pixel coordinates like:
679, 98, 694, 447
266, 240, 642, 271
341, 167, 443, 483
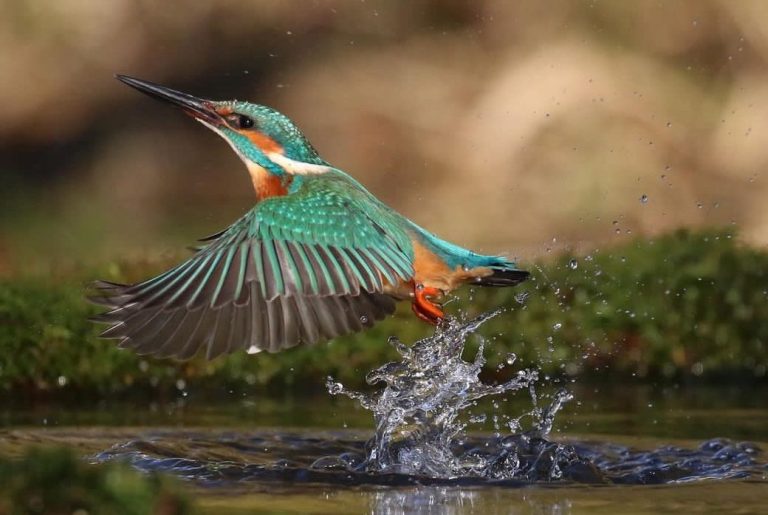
408, 223, 519, 271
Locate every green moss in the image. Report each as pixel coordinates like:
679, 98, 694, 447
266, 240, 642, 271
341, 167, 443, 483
0, 447, 191, 515
0, 229, 766, 397
478, 229, 768, 379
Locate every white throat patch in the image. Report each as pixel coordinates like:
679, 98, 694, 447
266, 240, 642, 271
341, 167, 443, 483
266, 152, 332, 176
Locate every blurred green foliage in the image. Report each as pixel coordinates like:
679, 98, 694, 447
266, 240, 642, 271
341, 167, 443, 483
0, 229, 765, 398
0, 447, 191, 515
480, 229, 768, 380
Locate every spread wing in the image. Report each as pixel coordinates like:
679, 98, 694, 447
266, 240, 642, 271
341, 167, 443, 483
91, 173, 414, 359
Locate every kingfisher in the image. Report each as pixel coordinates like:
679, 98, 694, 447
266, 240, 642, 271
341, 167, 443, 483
91, 75, 529, 360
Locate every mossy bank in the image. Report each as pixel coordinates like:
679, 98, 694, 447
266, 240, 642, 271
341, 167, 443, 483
1, 229, 766, 398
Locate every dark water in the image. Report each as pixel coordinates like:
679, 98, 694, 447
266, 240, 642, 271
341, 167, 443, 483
88, 315, 767, 496
94, 429, 765, 487
2, 315, 768, 513
1, 395, 767, 514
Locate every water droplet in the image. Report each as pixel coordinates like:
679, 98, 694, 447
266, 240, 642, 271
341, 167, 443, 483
505, 353, 517, 365
469, 414, 487, 424
640, 194, 648, 204
57, 376, 67, 387
246, 344, 262, 354
360, 315, 369, 324
666, 121, 672, 128
326, 377, 344, 395
553, 322, 562, 331
568, 259, 578, 270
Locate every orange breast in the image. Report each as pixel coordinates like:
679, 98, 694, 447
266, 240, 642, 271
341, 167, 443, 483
241, 130, 288, 199
412, 239, 452, 283
247, 162, 291, 200
257, 174, 289, 199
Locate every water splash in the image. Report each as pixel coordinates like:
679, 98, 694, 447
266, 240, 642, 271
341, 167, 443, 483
90, 312, 767, 489
324, 311, 577, 480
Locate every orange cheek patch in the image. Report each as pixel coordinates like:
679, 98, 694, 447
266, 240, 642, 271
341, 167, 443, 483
243, 130, 283, 154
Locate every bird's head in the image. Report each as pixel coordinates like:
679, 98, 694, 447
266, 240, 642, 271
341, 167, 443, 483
116, 75, 329, 178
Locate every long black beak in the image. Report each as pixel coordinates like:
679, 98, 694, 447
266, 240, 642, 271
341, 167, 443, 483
115, 74, 223, 125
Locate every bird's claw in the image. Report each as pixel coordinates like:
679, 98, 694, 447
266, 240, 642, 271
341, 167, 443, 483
412, 283, 444, 325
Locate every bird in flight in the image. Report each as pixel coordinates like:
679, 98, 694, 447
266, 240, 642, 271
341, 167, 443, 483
91, 75, 529, 360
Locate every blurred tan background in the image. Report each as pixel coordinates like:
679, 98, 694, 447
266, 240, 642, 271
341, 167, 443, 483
2, 0, 767, 275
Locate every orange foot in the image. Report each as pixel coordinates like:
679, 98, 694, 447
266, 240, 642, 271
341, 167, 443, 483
411, 283, 445, 325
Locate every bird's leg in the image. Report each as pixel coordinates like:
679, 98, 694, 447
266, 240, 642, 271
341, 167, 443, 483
411, 282, 445, 325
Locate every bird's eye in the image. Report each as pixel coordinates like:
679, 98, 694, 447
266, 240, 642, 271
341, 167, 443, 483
226, 114, 255, 130
238, 115, 254, 129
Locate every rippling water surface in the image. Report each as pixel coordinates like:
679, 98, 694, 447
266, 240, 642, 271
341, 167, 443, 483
91, 314, 767, 491
2, 312, 768, 513
94, 429, 765, 488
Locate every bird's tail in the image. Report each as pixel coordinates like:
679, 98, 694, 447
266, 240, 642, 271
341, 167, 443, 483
475, 265, 530, 287
407, 222, 531, 288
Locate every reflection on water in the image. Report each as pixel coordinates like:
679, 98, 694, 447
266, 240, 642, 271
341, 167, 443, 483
365, 487, 571, 515
366, 487, 483, 515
